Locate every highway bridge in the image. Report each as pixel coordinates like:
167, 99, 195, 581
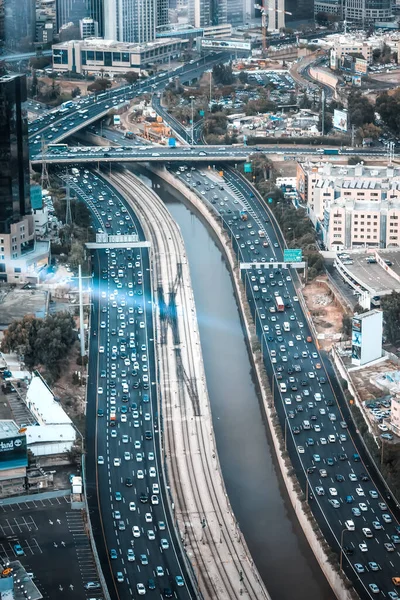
30, 144, 391, 165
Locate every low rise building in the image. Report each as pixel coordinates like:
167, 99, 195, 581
297, 162, 400, 251
0, 420, 28, 498
52, 37, 187, 75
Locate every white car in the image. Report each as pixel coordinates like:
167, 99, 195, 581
129, 502, 136, 511
359, 543, 368, 552
124, 452, 131, 461
329, 488, 337, 496
113, 458, 121, 467
145, 513, 153, 523
149, 467, 156, 477
362, 528, 373, 538
137, 583, 146, 595
297, 446, 305, 454
99, 346, 104, 353
121, 414, 127, 423
133, 526, 141, 538
137, 470, 144, 479
127, 549, 135, 562
356, 487, 365, 497
97, 456, 104, 465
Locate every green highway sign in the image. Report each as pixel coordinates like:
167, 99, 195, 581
284, 249, 303, 263
244, 162, 252, 173
199, 110, 205, 117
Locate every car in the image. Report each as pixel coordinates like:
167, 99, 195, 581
297, 446, 305, 454
392, 535, 400, 544
385, 542, 395, 551
97, 408, 104, 417
113, 458, 121, 467
97, 455, 104, 465
368, 562, 381, 571
316, 487, 325, 496
356, 487, 365, 497
156, 566, 164, 577
359, 503, 368, 512
353, 563, 365, 575
113, 510, 121, 520
382, 513, 393, 523
329, 499, 340, 508
84, 582, 101, 590
158, 520, 166, 530
345, 520, 355, 531
351, 508, 361, 517
127, 549, 135, 562
148, 579, 156, 591
378, 502, 387, 510
129, 501, 136, 511
335, 474, 344, 482
124, 452, 131, 461
140, 554, 148, 565
137, 583, 146, 595
313, 454, 321, 462
133, 526, 141, 538
359, 543, 368, 552
369, 584, 379, 595
329, 488, 337, 496
125, 477, 133, 487
110, 549, 118, 559
115, 492, 122, 501
14, 544, 24, 556
349, 473, 357, 482
160, 538, 169, 550
388, 593, 399, 600
372, 521, 382, 530
368, 490, 378, 499
362, 528, 373, 538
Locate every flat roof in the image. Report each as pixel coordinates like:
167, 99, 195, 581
355, 308, 382, 320
26, 373, 72, 426
338, 252, 400, 295
53, 37, 183, 52
0, 420, 21, 439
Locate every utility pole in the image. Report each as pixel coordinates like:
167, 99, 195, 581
351, 124, 355, 148
190, 96, 195, 145
321, 89, 325, 137
65, 175, 72, 225
78, 265, 86, 358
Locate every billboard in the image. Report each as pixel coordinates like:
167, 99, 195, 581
352, 75, 361, 87
333, 109, 348, 132
351, 311, 383, 366
0, 435, 28, 470
354, 58, 368, 75
113, 115, 121, 125
30, 185, 43, 210
200, 39, 251, 51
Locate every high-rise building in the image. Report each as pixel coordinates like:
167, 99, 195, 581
3, 0, 36, 51
55, 0, 88, 31
344, 0, 392, 25
157, 0, 169, 29
0, 0, 5, 55
0, 74, 30, 235
104, 0, 156, 42
188, 0, 227, 28
88, 0, 104, 36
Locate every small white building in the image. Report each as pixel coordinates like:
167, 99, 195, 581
25, 373, 76, 457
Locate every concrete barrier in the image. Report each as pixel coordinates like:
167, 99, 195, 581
150, 165, 354, 600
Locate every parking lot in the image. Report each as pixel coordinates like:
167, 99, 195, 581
0, 495, 104, 600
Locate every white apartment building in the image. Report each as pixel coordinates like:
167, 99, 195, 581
297, 162, 400, 251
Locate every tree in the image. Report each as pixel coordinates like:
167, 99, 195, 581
212, 63, 234, 86
357, 123, 381, 142
88, 78, 111, 93
71, 86, 81, 98
348, 156, 362, 165
318, 112, 333, 134
1, 315, 36, 356
29, 56, 51, 70
123, 71, 139, 85
347, 91, 374, 127
342, 314, 352, 337
30, 70, 39, 98
315, 11, 328, 25
381, 292, 400, 344
376, 90, 400, 135
238, 71, 248, 85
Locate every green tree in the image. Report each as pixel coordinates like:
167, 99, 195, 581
348, 156, 362, 165
347, 91, 374, 127
123, 71, 139, 85
318, 112, 333, 133
212, 63, 234, 85
238, 71, 248, 85
376, 90, 400, 135
88, 78, 111, 93
342, 314, 353, 337
381, 292, 400, 344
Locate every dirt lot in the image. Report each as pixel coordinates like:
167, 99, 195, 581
302, 276, 345, 350
37, 76, 121, 96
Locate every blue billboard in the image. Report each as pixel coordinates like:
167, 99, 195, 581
0, 435, 28, 470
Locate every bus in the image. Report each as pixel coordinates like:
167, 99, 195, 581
275, 296, 284, 312
61, 100, 74, 110
48, 143, 68, 151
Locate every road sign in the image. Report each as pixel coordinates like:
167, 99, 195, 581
284, 249, 303, 263
199, 110, 205, 117
244, 162, 252, 173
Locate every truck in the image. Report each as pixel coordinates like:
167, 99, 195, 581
324, 149, 340, 155
124, 131, 135, 139
240, 210, 248, 221
71, 167, 80, 176
275, 296, 284, 312
61, 100, 74, 110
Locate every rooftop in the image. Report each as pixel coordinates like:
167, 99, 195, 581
53, 36, 183, 52
26, 373, 72, 426
0, 421, 21, 439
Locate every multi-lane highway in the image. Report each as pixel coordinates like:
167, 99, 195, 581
171, 163, 400, 600
27, 53, 230, 152
66, 167, 195, 599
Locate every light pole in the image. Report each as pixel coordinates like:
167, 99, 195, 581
339, 528, 348, 572
190, 96, 195, 145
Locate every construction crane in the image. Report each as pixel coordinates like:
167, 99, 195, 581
255, 0, 292, 53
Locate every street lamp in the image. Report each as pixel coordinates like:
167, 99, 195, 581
339, 528, 348, 572
190, 96, 195, 145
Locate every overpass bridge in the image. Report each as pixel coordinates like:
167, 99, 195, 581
30, 144, 391, 165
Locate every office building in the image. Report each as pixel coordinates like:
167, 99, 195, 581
188, 0, 227, 29
0, 75, 49, 283
344, 0, 392, 25
3, 0, 36, 50
0, 0, 4, 55
52, 37, 186, 74
88, 0, 103, 36
55, 0, 88, 31
80, 16, 98, 37
104, 0, 156, 43
157, 0, 169, 29
0, 74, 30, 236
314, 0, 342, 20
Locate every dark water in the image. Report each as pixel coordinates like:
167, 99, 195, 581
146, 174, 335, 600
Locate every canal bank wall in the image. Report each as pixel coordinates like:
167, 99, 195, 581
149, 165, 355, 600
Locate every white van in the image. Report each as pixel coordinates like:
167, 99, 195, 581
303, 420, 311, 430
279, 383, 287, 393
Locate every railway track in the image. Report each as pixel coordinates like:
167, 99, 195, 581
110, 169, 268, 600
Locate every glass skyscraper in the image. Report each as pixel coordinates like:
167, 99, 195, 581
0, 74, 31, 234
